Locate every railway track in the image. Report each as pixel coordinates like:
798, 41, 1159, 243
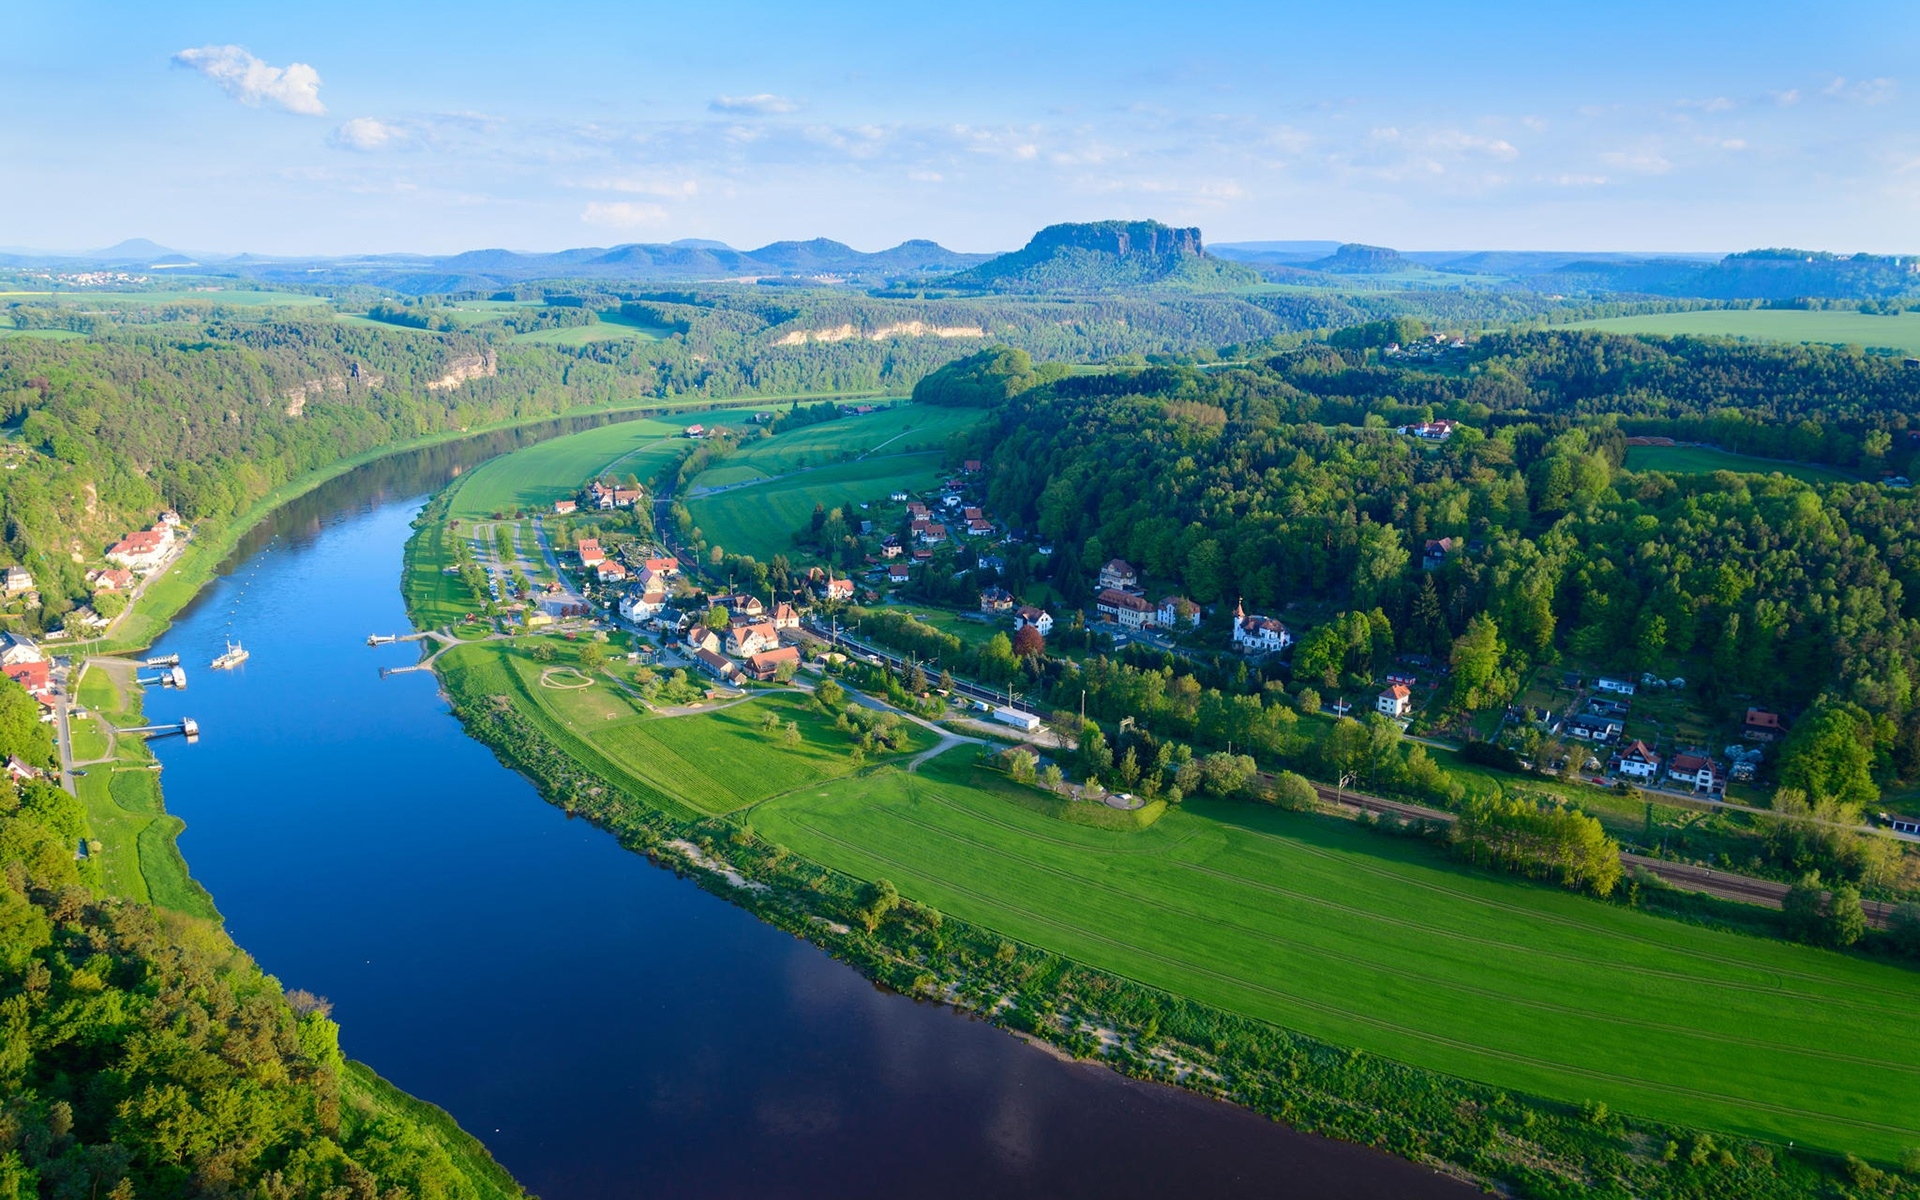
1304, 781, 1896, 929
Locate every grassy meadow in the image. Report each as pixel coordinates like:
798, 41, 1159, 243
1563, 309, 1920, 355
686, 452, 950, 562
71, 662, 218, 920
437, 640, 936, 817
1623, 443, 1856, 483
701, 404, 983, 483
509, 311, 674, 345
749, 748, 1920, 1158
446, 419, 688, 519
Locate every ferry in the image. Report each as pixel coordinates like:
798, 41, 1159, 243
210, 639, 249, 670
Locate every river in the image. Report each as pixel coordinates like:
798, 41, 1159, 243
140, 424, 1476, 1200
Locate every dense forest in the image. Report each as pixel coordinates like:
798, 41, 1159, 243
920, 337, 1920, 812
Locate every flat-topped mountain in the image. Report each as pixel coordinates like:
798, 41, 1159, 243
939, 219, 1261, 293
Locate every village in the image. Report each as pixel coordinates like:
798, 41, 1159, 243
426, 434, 1887, 837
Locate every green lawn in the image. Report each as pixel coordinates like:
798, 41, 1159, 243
686, 452, 949, 562
751, 749, 1920, 1159
1563, 309, 1920, 355
1624, 444, 1855, 484
439, 641, 934, 816
2, 328, 87, 340
447, 419, 688, 519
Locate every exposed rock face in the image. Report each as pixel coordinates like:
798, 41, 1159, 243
1024, 220, 1206, 260
939, 219, 1257, 293
280, 362, 388, 416
426, 350, 498, 392
772, 321, 987, 346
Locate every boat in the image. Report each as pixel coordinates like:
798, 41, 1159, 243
210, 639, 249, 670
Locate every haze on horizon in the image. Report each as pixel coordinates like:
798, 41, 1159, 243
6, 0, 1918, 258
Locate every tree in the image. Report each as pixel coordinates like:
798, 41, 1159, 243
815, 677, 844, 709
577, 642, 605, 670
1040, 763, 1064, 792
1270, 771, 1318, 810
1006, 749, 1037, 783
1829, 884, 1867, 948
1889, 903, 1920, 958
1293, 686, 1321, 716
704, 605, 732, 632
0, 677, 55, 769
1777, 698, 1879, 808
782, 720, 801, 748
1783, 872, 1829, 944
1013, 623, 1046, 660
1449, 614, 1509, 711
531, 641, 556, 663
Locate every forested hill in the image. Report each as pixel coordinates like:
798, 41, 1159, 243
924, 335, 1920, 769
938, 220, 1263, 293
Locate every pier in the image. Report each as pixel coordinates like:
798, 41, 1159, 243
137, 665, 189, 689
122, 717, 200, 740
368, 631, 433, 646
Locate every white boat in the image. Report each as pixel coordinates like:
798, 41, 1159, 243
210, 639, 249, 670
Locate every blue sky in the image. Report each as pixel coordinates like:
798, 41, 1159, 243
4, 0, 1917, 255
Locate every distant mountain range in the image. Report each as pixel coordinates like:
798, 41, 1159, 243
0, 237, 994, 293
6, 227, 1917, 302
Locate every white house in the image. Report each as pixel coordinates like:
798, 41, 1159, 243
1614, 740, 1660, 780
0, 631, 43, 667
726, 622, 781, 658
1155, 595, 1200, 628
3, 566, 33, 596
1014, 605, 1053, 637
619, 588, 668, 623
1666, 752, 1721, 794
1595, 677, 1637, 696
1230, 601, 1291, 654
1376, 684, 1412, 718
1097, 559, 1139, 591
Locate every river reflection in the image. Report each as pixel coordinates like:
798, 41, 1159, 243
143, 423, 1476, 1200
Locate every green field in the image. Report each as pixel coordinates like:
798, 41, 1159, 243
1563, 309, 1920, 355
440, 641, 935, 816
446, 419, 688, 519
1, 328, 87, 340
687, 452, 948, 562
750, 749, 1920, 1158
71, 663, 218, 920
708, 404, 982, 479
1624, 444, 1854, 483
509, 311, 674, 345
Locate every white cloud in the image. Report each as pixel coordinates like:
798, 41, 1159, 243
1824, 76, 1898, 105
1601, 147, 1673, 174
581, 177, 699, 198
581, 201, 669, 229
173, 44, 325, 116
1773, 88, 1802, 105
709, 93, 799, 115
333, 117, 405, 151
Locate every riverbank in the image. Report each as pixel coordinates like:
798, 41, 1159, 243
402, 449, 1914, 1198
84, 388, 901, 657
